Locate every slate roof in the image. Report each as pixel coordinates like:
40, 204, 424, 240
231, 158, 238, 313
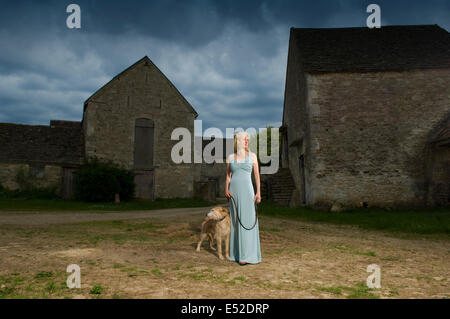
0, 120, 84, 166
290, 24, 450, 73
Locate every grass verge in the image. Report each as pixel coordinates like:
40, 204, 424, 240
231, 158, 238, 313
0, 197, 214, 211
258, 201, 450, 237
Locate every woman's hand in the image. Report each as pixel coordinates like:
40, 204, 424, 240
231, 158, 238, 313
225, 189, 232, 199
254, 192, 261, 204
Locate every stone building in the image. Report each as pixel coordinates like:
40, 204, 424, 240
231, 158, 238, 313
280, 25, 450, 209
0, 56, 231, 201
0, 120, 84, 195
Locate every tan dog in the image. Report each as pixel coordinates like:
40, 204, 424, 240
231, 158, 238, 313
196, 206, 230, 260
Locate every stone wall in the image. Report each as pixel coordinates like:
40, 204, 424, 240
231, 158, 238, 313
82, 57, 197, 199
199, 162, 227, 197
281, 32, 312, 207
0, 163, 61, 191
306, 68, 450, 208
425, 144, 450, 206
0, 121, 84, 166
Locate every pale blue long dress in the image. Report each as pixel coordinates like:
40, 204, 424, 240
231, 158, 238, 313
228, 151, 262, 264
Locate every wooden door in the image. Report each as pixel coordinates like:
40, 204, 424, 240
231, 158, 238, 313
61, 167, 77, 200
134, 169, 154, 200
134, 118, 154, 169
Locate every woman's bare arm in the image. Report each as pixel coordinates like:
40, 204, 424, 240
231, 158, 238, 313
252, 152, 261, 202
225, 154, 233, 198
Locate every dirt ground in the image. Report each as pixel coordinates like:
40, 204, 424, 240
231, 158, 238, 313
0, 205, 449, 298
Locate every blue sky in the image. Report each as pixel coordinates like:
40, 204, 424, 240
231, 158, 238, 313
0, 0, 448, 137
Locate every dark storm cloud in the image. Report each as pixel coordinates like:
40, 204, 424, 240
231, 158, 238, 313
0, 0, 448, 135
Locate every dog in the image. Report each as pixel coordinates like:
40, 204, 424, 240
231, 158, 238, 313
196, 206, 230, 260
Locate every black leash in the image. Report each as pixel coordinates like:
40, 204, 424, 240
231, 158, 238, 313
229, 194, 259, 230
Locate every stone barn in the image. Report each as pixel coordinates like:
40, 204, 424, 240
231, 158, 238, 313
0, 56, 231, 201
280, 25, 450, 209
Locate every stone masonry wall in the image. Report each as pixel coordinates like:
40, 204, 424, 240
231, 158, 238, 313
307, 68, 450, 208
425, 144, 450, 206
282, 32, 313, 206
0, 163, 61, 191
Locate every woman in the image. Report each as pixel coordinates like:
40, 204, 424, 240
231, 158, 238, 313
225, 131, 262, 265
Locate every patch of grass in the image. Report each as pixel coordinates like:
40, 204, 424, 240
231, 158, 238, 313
171, 264, 181, 271
259, 201, 450, 237
186, 272, 207, 280
44, 282, 57, 293
78, 220, 167, 232
120, 266, 137, 273
0, 285, 15, 298
315, 282, 380, 299
90, 285, 103, 295
177, 268, 229, 285
45, 219, 169, 245
85, 259, 97, 266
254, 281, 284, 290
263, 248, 286, 255
260, 226, 281, 232
0, 197, 214, 211
0, 274, 26, 286
316, 286, 343, 295
388, 288, 400, 297
381, 256, 400, 262
327, 242, 377, 257
344, 282, 380, 299
327, 242, 355, 252
354, 250, 377, 257
151, 269, 162, 276
416, 276, 433, 284
0, 271, 70, 298
233, 276, 246, 281
35, 271, 53, 279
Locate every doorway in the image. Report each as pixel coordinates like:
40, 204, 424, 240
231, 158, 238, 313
134, 169, 154, 200
61, 167, 78, 200
133, 118, 155, 200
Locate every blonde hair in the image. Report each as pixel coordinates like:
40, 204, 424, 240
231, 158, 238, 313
233, 132, 250, 153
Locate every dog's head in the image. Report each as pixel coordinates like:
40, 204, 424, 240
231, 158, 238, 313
206, 206, 229, 220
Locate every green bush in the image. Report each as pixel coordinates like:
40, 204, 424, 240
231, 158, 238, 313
73, 157, 135, 202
